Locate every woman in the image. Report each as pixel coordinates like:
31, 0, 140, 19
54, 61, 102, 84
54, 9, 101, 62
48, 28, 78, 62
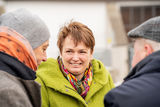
0, 26, 41, 107
36, 21, 114, 107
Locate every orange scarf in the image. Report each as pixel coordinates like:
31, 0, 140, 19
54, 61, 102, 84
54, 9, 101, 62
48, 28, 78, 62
0, 26, 37, 70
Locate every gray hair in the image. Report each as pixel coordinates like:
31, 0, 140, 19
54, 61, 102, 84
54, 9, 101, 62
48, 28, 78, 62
145, 39, 160, 51
132, 37, 160, 51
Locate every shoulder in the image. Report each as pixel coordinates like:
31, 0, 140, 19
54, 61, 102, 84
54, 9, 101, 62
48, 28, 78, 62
0, 71, 22, 89
0, 71, 32, 106
0, 87, 32, 107
104, 80, 134, 107
104, 74, 160, 107
92, 59, 114, 87
91, 59, 104, 67
91, 59, 110, 77
91, 59, 107, 72
36, 58, 62, 85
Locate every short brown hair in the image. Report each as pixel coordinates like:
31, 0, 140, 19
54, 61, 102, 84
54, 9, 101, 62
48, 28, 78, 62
57, 21, 95, 53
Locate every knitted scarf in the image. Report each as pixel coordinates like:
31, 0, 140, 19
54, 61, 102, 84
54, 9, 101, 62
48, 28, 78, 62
0, 26, 37, 70
58, 57, 93, 99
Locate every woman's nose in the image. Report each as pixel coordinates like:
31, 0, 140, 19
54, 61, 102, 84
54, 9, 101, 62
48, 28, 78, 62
72, 53, 79, 61
42, 57, 47, 62
42, 53, 47, 62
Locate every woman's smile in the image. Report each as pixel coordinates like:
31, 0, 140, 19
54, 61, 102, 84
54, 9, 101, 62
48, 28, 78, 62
61, 35, 93, 79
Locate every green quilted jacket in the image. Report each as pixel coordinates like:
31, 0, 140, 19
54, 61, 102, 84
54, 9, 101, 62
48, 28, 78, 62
36, 58, 114, 107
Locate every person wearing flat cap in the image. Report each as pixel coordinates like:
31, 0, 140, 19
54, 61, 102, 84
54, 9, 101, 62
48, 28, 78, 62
0, 9, 50, 107
104, 16, 160, 107
0, 8, 50, 66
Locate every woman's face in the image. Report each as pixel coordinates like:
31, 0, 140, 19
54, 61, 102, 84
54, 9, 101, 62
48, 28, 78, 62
34, 40, 49, 66
60, 36, 93, 80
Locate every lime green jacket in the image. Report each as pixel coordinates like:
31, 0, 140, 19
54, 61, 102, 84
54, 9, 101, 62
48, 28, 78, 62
36, 58, 114, 107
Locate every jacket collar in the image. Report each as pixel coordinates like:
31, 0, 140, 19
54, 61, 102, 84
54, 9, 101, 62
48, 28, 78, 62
124, 50, 160, 81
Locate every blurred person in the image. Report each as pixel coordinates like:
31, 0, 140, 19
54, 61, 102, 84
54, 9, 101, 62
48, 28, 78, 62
0, 8, 50, 107
104, 16, 160, 107
36, 21, 114, 107
0, 26, 40, 106
0, 8, 50, 65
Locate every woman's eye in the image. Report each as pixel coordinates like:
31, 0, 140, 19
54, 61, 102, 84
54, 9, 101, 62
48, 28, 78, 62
43, 48, 46, 52
80, 51, 86, 53
66, 51, 72, 53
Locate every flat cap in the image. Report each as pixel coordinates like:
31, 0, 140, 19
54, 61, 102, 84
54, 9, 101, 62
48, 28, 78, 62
128, 16, 160, 43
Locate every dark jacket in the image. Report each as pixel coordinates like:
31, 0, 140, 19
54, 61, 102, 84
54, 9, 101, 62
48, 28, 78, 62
0, 52, 41, 107
104, 50, 160, 107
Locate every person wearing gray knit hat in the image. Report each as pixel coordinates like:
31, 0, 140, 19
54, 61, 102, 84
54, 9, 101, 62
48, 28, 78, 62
104, 16, 160, 107
0, 8, 50, 65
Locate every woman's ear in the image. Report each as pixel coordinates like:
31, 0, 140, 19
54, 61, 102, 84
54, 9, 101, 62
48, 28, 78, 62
144, 44, 154, 56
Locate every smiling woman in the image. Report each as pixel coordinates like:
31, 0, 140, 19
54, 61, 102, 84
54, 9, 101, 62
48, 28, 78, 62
36, 21, 115, 107
60, 36, 92, 80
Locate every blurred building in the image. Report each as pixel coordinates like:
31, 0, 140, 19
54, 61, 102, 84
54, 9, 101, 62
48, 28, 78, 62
0, 0, 160, 85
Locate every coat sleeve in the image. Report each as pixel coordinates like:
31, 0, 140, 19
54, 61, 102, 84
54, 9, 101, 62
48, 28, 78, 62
36, 77, 49, 107
0, 88, 32, 107
104, 91, 120, 107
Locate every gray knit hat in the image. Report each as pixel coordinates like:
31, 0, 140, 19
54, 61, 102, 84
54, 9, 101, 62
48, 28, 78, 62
128, 16, 160, 43
0, 8, 50, 49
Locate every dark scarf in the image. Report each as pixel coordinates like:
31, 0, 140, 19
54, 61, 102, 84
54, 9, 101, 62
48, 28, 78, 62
0, 52, 36, 80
